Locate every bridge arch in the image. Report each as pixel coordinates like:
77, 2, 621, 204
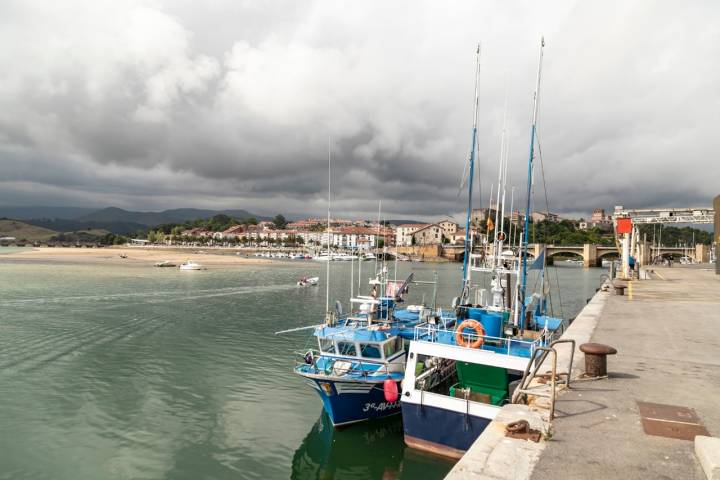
546, 249, 583, 266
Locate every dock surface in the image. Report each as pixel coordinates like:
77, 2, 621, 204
531, 266, 720, 480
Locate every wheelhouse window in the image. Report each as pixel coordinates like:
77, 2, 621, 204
319, 338, 335, 353
336, 341, 357, 357
359, 343, 382, 359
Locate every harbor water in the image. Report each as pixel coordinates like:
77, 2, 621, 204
0, 255, 602, 479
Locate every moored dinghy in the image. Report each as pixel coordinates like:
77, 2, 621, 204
297, 276, 320, 287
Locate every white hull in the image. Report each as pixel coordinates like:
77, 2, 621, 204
179, 262, 203, 270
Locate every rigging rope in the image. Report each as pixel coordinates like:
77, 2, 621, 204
534, 127, 564, 320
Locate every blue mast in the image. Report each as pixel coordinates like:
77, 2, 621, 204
519, 38, 545, 329
461, 45, 481, 302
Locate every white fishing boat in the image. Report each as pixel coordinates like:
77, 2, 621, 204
179, 260, 203, 270
401, 40, 564, 460
297, 276, 320, 287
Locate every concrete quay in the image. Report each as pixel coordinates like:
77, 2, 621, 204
532, 265, 720, 480
447, 265, 720, 479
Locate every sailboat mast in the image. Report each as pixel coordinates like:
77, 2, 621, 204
461, 44, 481, 299
519, 37, 545, 329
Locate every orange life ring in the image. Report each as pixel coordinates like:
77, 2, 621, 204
455, 319, 486, 348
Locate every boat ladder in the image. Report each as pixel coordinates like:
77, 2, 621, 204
511, 339, 575, 420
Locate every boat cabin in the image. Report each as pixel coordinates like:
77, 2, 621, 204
315, 327, 404, 362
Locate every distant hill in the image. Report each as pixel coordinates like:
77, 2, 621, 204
0, 206, 95, 220
25, 218, 146, 236
0, 219, 58, 241
77, 207, 268, 226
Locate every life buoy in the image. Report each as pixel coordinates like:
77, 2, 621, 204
455, 319, 486, 348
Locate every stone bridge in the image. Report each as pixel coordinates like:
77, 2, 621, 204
395, 242, 712, 266
439, 243, 620, 267
532, 244, 619, 267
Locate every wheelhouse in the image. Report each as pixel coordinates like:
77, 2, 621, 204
316, 329, 404, 362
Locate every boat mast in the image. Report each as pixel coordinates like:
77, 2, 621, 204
326, 136, 332, 317
494, 91, 509, 270
461, 44, 481, 301
519, 37, 545, 329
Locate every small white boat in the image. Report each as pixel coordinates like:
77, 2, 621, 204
312, 254, 332, 261
297, 276, 319, 286
179, 260, 203, 270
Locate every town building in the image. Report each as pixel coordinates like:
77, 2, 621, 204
531, 211, 560, 222
579, 208, 614, 231
411, 224, 444, 245
438, 220, 458, 238
395, 224, 429, 246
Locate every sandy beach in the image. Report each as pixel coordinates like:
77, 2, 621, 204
1, 246, 277, 267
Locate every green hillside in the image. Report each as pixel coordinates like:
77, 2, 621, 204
0, 219, 58, 241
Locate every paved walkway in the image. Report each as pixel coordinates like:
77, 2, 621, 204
532, 266, 720, 480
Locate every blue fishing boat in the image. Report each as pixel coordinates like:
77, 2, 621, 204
293, 270, 456, 427
295, 321, 405, 426
401, 39, 565, 458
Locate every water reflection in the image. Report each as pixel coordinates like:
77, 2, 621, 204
292, 414, 403, 479
292, 413, 455, 480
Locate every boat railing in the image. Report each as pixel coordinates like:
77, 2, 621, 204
293, 349, 399, 379
412, 324, 546, 357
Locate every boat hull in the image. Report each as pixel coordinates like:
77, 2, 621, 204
401, 401, 491, 459
305, 377, 401, 426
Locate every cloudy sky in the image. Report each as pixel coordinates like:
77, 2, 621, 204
1, 0, 718, 221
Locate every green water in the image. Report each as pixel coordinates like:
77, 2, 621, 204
0, 257, 602, 479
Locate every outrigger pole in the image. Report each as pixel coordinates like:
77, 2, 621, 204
461, 44, 481, 303
519, 37, 545, 330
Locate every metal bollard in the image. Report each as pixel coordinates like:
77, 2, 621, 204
580, 343, 617, 377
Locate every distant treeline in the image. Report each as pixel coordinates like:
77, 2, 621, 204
139, 214, 289, 239
50, 232, 128, 245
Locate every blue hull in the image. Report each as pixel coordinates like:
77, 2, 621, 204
402, 402, 491, 458
308, 378, 401, 426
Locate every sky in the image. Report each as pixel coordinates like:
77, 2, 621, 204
0, 0, 718, 221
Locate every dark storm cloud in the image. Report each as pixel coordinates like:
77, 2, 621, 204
0, 0, 718, 220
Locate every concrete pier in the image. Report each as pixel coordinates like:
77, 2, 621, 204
447, 265, 720, 479
531, 265, 720, 479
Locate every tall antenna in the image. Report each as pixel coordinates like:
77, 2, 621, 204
326, 136, 331, 314
461, 43, 481, 301
519, 37, 545, 329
